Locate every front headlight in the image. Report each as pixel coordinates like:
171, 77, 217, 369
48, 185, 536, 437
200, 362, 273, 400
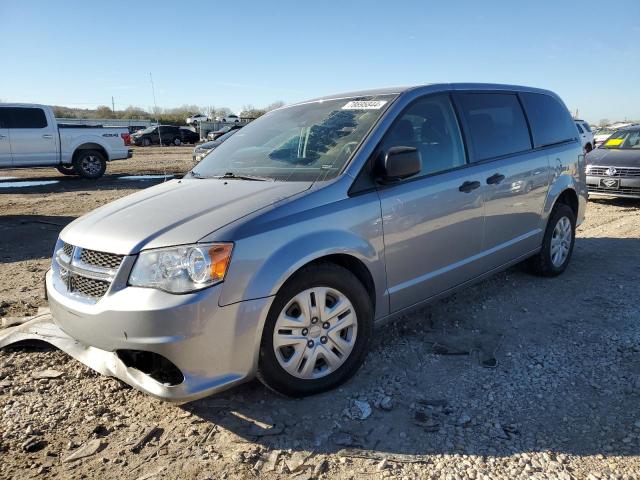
129, 243, 233, 293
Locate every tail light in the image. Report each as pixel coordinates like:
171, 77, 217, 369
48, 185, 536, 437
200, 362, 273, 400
121, 133, 131, 146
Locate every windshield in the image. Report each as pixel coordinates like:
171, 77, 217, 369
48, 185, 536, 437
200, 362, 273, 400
192, 95, 396, 182
601, 129, 640, 149
216, 129, 238, 142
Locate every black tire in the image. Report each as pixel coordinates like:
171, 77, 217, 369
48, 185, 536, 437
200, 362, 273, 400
56, 165, 76, 176
527, 202, 576, 277
73, 150, 106, 179
257, 262, 373, 397
142, 138, 151, 147
585, 143, 593, 153
173, 137, 181, 146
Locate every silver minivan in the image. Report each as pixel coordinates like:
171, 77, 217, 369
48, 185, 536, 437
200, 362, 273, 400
45, 84, 587, 402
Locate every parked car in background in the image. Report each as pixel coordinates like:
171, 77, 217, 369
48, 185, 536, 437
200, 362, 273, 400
220, 114, 240, 123
593, 123, 635, 147
575, 119, 594, 152
0, 103, 132, 178
206, 124, 243, 140
192, 129, 240, 163
43, 83, 585, 402
586, 125, 640, 198
132, 125, 186, 146
127, 125, 149, 134
179, 127, 200, 144
186, 114, 209, 125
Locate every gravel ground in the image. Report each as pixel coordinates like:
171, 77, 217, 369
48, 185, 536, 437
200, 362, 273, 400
1, 148, 640, 479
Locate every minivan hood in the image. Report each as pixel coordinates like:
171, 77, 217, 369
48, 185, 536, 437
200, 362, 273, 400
586, 148, 640, 167
61, 179, 311, 254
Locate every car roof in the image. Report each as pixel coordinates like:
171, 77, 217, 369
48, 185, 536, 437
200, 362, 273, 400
289, 83, 562, 106
619, 124, 640, 131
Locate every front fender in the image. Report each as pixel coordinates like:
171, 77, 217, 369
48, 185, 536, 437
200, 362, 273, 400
218, 189, 388, 318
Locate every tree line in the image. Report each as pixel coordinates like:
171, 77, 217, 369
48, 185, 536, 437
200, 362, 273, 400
49, 101, 285, 125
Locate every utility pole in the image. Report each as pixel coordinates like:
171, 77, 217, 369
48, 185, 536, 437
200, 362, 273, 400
112, 96, 115, 114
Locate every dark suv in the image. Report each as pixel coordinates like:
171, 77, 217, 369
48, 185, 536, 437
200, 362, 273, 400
132, 125, 193, 146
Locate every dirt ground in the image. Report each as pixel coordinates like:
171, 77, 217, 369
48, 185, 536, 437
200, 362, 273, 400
1, 147, 640, 479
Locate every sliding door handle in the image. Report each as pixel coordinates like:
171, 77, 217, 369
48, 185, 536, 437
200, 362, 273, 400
486, 173, 505, 185
42, 134, 54, 139
458, 180, 481, 193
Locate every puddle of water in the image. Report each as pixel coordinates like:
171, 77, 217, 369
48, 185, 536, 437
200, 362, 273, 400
118, 175, 174, 181
0, 180, 59, 188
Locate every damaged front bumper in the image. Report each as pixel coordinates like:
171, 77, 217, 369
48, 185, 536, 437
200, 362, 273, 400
0, 271, 274, 403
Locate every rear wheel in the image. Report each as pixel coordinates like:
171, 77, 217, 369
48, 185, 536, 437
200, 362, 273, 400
142, 138, 151, 147
257, 263, 373, 397
73, 150, 106, 179
173, 137, 181, 146
56, 165, 76, 176
528, 202, 576, 276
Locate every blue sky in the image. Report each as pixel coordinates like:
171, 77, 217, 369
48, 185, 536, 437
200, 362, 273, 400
1, 0, 638, 123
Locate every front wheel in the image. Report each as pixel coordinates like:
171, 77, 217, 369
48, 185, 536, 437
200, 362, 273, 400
257, 263, 373, 397
73, 150, 106, 179
528, 203, 576, 276
173, 137, 181, 146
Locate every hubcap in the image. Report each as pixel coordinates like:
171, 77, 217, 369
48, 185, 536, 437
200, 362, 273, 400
81, 155, 101, 176
550, 216, 572, 267
273, 287, 358, 380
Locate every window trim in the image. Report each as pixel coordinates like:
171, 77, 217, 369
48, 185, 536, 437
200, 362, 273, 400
451, 91, 534, 164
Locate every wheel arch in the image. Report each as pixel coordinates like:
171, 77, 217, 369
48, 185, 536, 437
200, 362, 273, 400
73, 143, 109, 162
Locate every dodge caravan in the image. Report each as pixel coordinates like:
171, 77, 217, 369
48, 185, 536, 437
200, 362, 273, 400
43, 84, 587, 401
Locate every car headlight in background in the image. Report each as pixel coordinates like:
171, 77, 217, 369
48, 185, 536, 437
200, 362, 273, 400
129, 243, 233, 293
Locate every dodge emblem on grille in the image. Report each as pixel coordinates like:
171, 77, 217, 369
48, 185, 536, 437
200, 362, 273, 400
602, 178, 618, 187
605, 167, 617, 176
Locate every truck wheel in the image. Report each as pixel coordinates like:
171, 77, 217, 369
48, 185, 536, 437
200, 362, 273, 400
257, 262, 373, 397
73, 150, 106, 179
56, 165, 76, 176
142, 138, 151, 147
527, 202, 576, 277
173, 137, 181, 146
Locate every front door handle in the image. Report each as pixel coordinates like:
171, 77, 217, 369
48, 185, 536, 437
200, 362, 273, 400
42, 134, 53, 139
486, 173, 505, 185
459, 180, 481, 193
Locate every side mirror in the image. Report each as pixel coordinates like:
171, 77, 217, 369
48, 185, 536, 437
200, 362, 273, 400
377, 146, 421, 183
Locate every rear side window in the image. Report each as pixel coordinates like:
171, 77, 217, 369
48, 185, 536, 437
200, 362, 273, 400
457, 93, 531, 161
8, 107, 48, 129
520, 93, 576, 147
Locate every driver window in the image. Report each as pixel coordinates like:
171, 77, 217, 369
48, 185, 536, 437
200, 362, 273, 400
380, 95, 466, 176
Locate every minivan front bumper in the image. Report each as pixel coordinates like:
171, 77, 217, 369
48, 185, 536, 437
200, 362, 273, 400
42, 270, 274, 402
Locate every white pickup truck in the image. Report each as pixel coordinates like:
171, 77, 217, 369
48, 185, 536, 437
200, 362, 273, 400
0, 104, 132, 179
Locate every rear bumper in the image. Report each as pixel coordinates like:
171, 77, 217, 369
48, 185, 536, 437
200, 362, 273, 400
42, 270, 274, 402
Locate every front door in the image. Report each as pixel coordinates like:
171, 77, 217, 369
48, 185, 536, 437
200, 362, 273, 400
7, 107, 57, 166
0, 108, 11, 167
377, 94, 487, 312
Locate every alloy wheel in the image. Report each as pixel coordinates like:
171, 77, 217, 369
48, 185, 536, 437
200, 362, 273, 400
550, 216, 572, 267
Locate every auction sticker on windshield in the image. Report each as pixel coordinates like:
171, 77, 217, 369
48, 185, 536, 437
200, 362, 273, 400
342, 100, 388, 110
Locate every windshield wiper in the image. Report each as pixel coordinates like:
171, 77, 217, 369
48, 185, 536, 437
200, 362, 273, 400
214, 172, 272, 181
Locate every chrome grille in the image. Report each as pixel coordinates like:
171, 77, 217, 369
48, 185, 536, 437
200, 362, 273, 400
69, 276, 110, 299
80, 249, 124, 269
588, 166, 640, 177
55, 243, 123, 302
